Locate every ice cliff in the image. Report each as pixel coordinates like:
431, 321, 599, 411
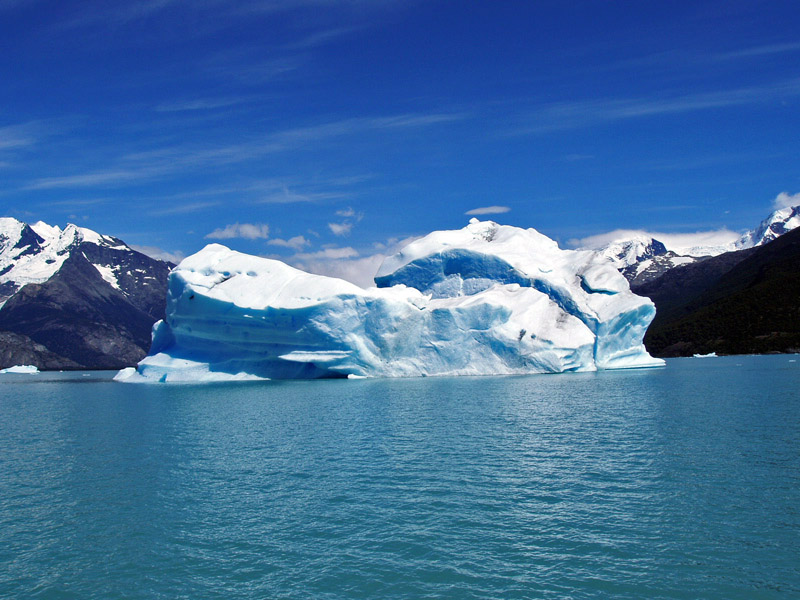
118, 219, 663, 382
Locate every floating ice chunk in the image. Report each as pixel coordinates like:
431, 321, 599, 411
0, 364, 39, 374
123, 221, 663, 382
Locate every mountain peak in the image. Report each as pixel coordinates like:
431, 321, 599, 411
0, 217, 174, 370
737, 205, 800, 249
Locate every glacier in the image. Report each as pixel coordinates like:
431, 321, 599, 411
118, 219, 663, 382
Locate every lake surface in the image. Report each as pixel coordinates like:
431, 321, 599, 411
1, 355, 798, 599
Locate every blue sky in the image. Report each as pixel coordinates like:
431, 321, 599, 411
1, 0, 799, 283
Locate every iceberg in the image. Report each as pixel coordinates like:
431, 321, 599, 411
0, 364, 39, 374
123, 219, 663, 382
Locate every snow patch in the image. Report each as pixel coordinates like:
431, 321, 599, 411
94, 264, 121, 290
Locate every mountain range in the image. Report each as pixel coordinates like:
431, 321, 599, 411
1, 204, 798, 370
592, 205, 800, 286
639, 226, 800, 356
0, 219, 172, 370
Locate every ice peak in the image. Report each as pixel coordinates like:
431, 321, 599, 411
467, 219, 499, 242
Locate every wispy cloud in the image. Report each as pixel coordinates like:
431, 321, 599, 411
204, 56, 302, 86
714, 41, 800, 61
328, 221, 353, 236
54, 0, 188, 30
294, 246, 359, 260
291, 253, 384, 288
289, 233, 419, 288
267, 235, 310, 250
328, 206, 364, 236
511, 78, 800, 134
21, 111, 463, 190
155, 95, 259, 112
371, 112, 470, 129
335, 206, 357, 217
465, 205, 510, 216
206, 222, 270, 240
0, 123, 38, 150
286, 25, 360, 50
0, 0, 39, 10
774, 191, 800, 209
573, 228, 741, 254
638, 151, 782, 172
130, 244, 185, 264
257, 186, 349, 204
150, 201, 221, 216
270, 112, 468, 147
26, 170, 148, 189
44, 198, 110, 209
0, 119, 66, 153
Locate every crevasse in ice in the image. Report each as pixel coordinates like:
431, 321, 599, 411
117, 219, 663, 382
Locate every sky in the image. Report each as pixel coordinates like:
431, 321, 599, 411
1, 0, 799, 285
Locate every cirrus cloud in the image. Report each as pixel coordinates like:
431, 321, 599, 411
205, 222, 270, 240
267, 235, 310, 250
465, 205, 511, 216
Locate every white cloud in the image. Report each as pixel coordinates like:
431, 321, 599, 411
155, 95, 257, 112
0, 122, 38, 150
293, 254, 386, 289
465, 205, 511, 216
267, 235, 310, 250
257, 186, 347, 204
288, 235, 420, 288
26, 170, 147, 189
294, 247, 359, 260
328, 221, 353, 236
130, 244, 185, 264
773, 191, 800, 209
206, 222, 270, 240
573, 228, 742, 255
328, 207, 364, 236
336, 206, 356, 217
150, 201, 220, 216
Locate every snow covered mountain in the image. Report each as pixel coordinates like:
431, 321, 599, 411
118, 219, 662, 383
591, 235, 696, 287
0, 218, 173, 369
591, 204, 800, 286
735, 205, 800, 249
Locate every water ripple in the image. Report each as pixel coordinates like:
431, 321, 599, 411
0, 356, 799, 598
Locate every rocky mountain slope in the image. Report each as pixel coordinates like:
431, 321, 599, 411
637, 227, 800, 357
0, 218, 172, 370
592, 205, 800, 286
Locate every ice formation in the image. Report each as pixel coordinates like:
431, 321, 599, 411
119, 220, 663, 382
0, 365, 39, 374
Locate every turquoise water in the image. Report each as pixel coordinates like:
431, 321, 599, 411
1, 356, 798, 599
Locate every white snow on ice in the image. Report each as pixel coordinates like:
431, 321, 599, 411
124, 219, 663, 382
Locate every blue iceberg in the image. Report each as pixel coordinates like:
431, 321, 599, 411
117, 220, 663, 382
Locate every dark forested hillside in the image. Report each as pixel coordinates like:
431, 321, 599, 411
640, 227, 800, 357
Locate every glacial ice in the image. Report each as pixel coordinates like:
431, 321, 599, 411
121, 219, 663, 382
0, 364, 40, 374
